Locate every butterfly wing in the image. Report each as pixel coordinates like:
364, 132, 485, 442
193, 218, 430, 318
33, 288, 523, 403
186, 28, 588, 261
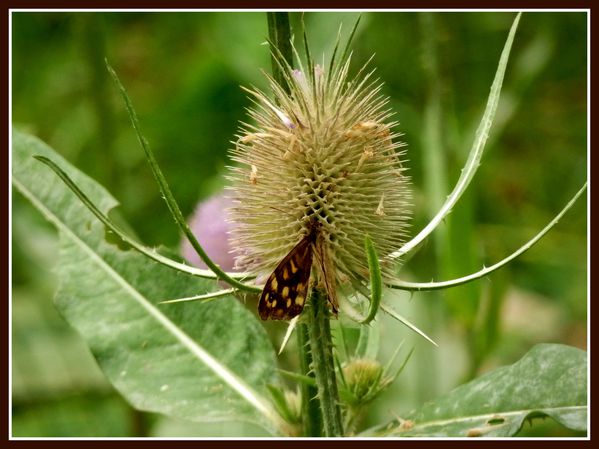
258, 236, 313, 320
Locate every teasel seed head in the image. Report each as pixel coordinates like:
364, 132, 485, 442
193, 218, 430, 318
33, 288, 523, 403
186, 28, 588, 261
227, 49, 412, 300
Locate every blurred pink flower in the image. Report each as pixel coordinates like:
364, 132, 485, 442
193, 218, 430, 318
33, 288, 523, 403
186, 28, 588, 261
180, 191, 239, 272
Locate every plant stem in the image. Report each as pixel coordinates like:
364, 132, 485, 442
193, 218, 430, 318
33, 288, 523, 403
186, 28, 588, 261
307, 288, 344, 437
265, 11, 343, 437
266, 12, 326, 437
267, 12, 293, 94
296, 322, 322, 436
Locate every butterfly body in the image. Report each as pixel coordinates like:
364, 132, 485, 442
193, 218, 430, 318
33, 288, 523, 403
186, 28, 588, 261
258, 218, 340, 320
258, 227, 316, 320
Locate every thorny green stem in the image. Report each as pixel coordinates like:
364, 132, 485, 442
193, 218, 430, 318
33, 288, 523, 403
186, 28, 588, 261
296, 322, 323, 436
307, 288, 344, 437
266, 12, 327, 437
267, 12, 293, 95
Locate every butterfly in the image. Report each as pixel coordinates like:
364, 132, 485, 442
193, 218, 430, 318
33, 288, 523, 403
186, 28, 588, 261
258, 222, 338, 320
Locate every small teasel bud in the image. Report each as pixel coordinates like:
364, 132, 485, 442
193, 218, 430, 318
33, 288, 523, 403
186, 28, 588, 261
342, 358, 385, 405
227, 45, 412, 304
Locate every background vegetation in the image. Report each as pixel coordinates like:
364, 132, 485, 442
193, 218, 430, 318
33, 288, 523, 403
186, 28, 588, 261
12, 11, 587, 437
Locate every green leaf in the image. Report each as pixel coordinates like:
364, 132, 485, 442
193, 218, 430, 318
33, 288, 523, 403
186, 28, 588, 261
391, 13, 521, 260
12, 128, 288, 435
104, 63, 258, 292
359, 234, 381, 325
388, 344, 587, 437
386, 183, 587, 292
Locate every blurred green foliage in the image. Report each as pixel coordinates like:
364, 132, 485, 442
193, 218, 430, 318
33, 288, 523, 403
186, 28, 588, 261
12, 11, 586, 437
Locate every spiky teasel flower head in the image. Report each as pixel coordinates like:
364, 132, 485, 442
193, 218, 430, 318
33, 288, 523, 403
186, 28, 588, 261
227, 46, 412, 303
341, 358, 386, 405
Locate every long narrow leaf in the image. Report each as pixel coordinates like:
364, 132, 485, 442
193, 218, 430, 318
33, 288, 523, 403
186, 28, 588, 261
33, 155, 256, 284
380, 303, 438, 347
159, 288, 238, 304
391, 13, 521, 260
105, 63, 256, 293
386, 182, 587, 291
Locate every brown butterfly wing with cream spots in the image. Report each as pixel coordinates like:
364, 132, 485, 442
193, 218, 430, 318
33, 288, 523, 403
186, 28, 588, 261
258, 234, 314, 320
